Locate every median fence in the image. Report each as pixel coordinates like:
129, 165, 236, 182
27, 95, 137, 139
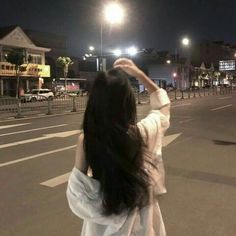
0, 87, 235, 119
168, 87, 234, 101
0, 95, 88, 119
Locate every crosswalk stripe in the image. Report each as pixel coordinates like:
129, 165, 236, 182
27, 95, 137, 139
0, 145, 76, 167
40, 133, 182, 188
172, 103, 191, 108
211, 104, 232, 111
0, 130, 80, 149
0, 124, 68, 137
0, 123, 30, 130
217, 97, 232, 100
40, 172, 71, 187
162, 133, 182, 147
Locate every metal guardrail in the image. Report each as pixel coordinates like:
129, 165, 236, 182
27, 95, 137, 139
167, 87, 234, 101
0, 95, 88, 119
0, 87, 235, 119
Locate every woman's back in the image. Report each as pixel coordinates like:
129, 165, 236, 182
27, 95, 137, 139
66, 59, 171, 236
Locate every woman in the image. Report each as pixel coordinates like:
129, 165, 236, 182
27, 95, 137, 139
66, 58, 171, 236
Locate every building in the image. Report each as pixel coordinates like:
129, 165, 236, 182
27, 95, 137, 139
0, 26, 51, 96
138, 50, 191, 89
191, 41, 236, 87
24, 29, 68, 79
191, 41, 235, 68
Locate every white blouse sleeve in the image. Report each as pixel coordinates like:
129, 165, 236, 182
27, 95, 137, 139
66, 167, 127, 228
137, 89, 171, 154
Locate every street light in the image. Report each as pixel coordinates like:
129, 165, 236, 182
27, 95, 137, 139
166, 60, 171, 64
178, 37, 191, 89
127, 46, 138, 56
89, 46, 95, 52
99, 2, 125, 71
104, 2, 125, 24
182, 37, 190, 46
113, 49, 122, 57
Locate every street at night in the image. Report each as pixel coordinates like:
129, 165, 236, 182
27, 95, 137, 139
1, 0, 236, 235
0, 94, 235, 236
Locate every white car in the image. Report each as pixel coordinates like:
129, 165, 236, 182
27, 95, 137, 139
22, 89, 54, 102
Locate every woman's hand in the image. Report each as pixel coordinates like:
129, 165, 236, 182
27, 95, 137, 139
114, 58, 160, 94
113, 58, 144, 79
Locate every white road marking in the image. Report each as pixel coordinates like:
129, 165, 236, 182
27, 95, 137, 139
0, 123, 30, 130
179, 119, 195, 124
0, 145, 76, 167
172, 103, 191, 108
0, 111, 83, 123
217, 96, 232, 100
162, 133, 182, 147
40, 172, 71, 187
0, 124, 68, 137
40, 133, 182, 188
211, 104, 232, 111
0, 130, 81, 149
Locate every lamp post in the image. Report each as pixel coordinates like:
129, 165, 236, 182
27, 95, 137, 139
100, 2, 125, 71
175, 37, 191, 89
173, 72, 177, 100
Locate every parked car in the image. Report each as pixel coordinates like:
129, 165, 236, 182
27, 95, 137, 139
21, 89, 54, 102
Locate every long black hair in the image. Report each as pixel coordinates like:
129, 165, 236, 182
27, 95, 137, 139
83, 69, 150, 215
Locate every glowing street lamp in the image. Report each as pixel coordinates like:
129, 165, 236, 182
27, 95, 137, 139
182, 37, 190, 46
99, 2, 125, 71
127, 46, 138, 56
166, 60, 171, 64
113, 49, 122, 57
104, 2, 125, 24
89, 46, 95, 51
173, 72, 177, 78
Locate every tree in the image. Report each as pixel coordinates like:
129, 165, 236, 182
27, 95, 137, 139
5, 49, 32, 98
56, 57, 73, 92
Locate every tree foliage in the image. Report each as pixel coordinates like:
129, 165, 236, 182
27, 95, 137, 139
5, 48, 32, 98
5, 49, 25, 71
56, 57, 73, 76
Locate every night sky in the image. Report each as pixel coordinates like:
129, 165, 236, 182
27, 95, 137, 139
1, 0, 236, 56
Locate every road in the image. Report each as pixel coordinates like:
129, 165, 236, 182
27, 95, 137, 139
0, 93, 236, 236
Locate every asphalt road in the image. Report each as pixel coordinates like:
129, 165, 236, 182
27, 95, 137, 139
0, 93, 235, 236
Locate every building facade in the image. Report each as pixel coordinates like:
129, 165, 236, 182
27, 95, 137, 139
191, 41, 236, 87
0, 26, 51, 96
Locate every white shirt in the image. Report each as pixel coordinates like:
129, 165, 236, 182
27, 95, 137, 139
66, 89, 171, 236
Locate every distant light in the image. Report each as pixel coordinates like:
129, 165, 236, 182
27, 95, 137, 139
166, 60, 171, 64
83, 56, 86, 61
85, 54, 89, 58
127, 46, 138, 56
89, 54, 93, 57
104, 3, 125, 24
234, 53, 236, 58
89, 46, 95, 51
182, 37, 190, 46
113, 49, 122, 57
173, 73, 177, 77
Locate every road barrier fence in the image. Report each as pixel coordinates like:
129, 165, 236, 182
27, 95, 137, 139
0, 87, 235, 119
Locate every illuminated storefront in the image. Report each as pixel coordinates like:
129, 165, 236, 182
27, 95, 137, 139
0, 26, 51, 96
